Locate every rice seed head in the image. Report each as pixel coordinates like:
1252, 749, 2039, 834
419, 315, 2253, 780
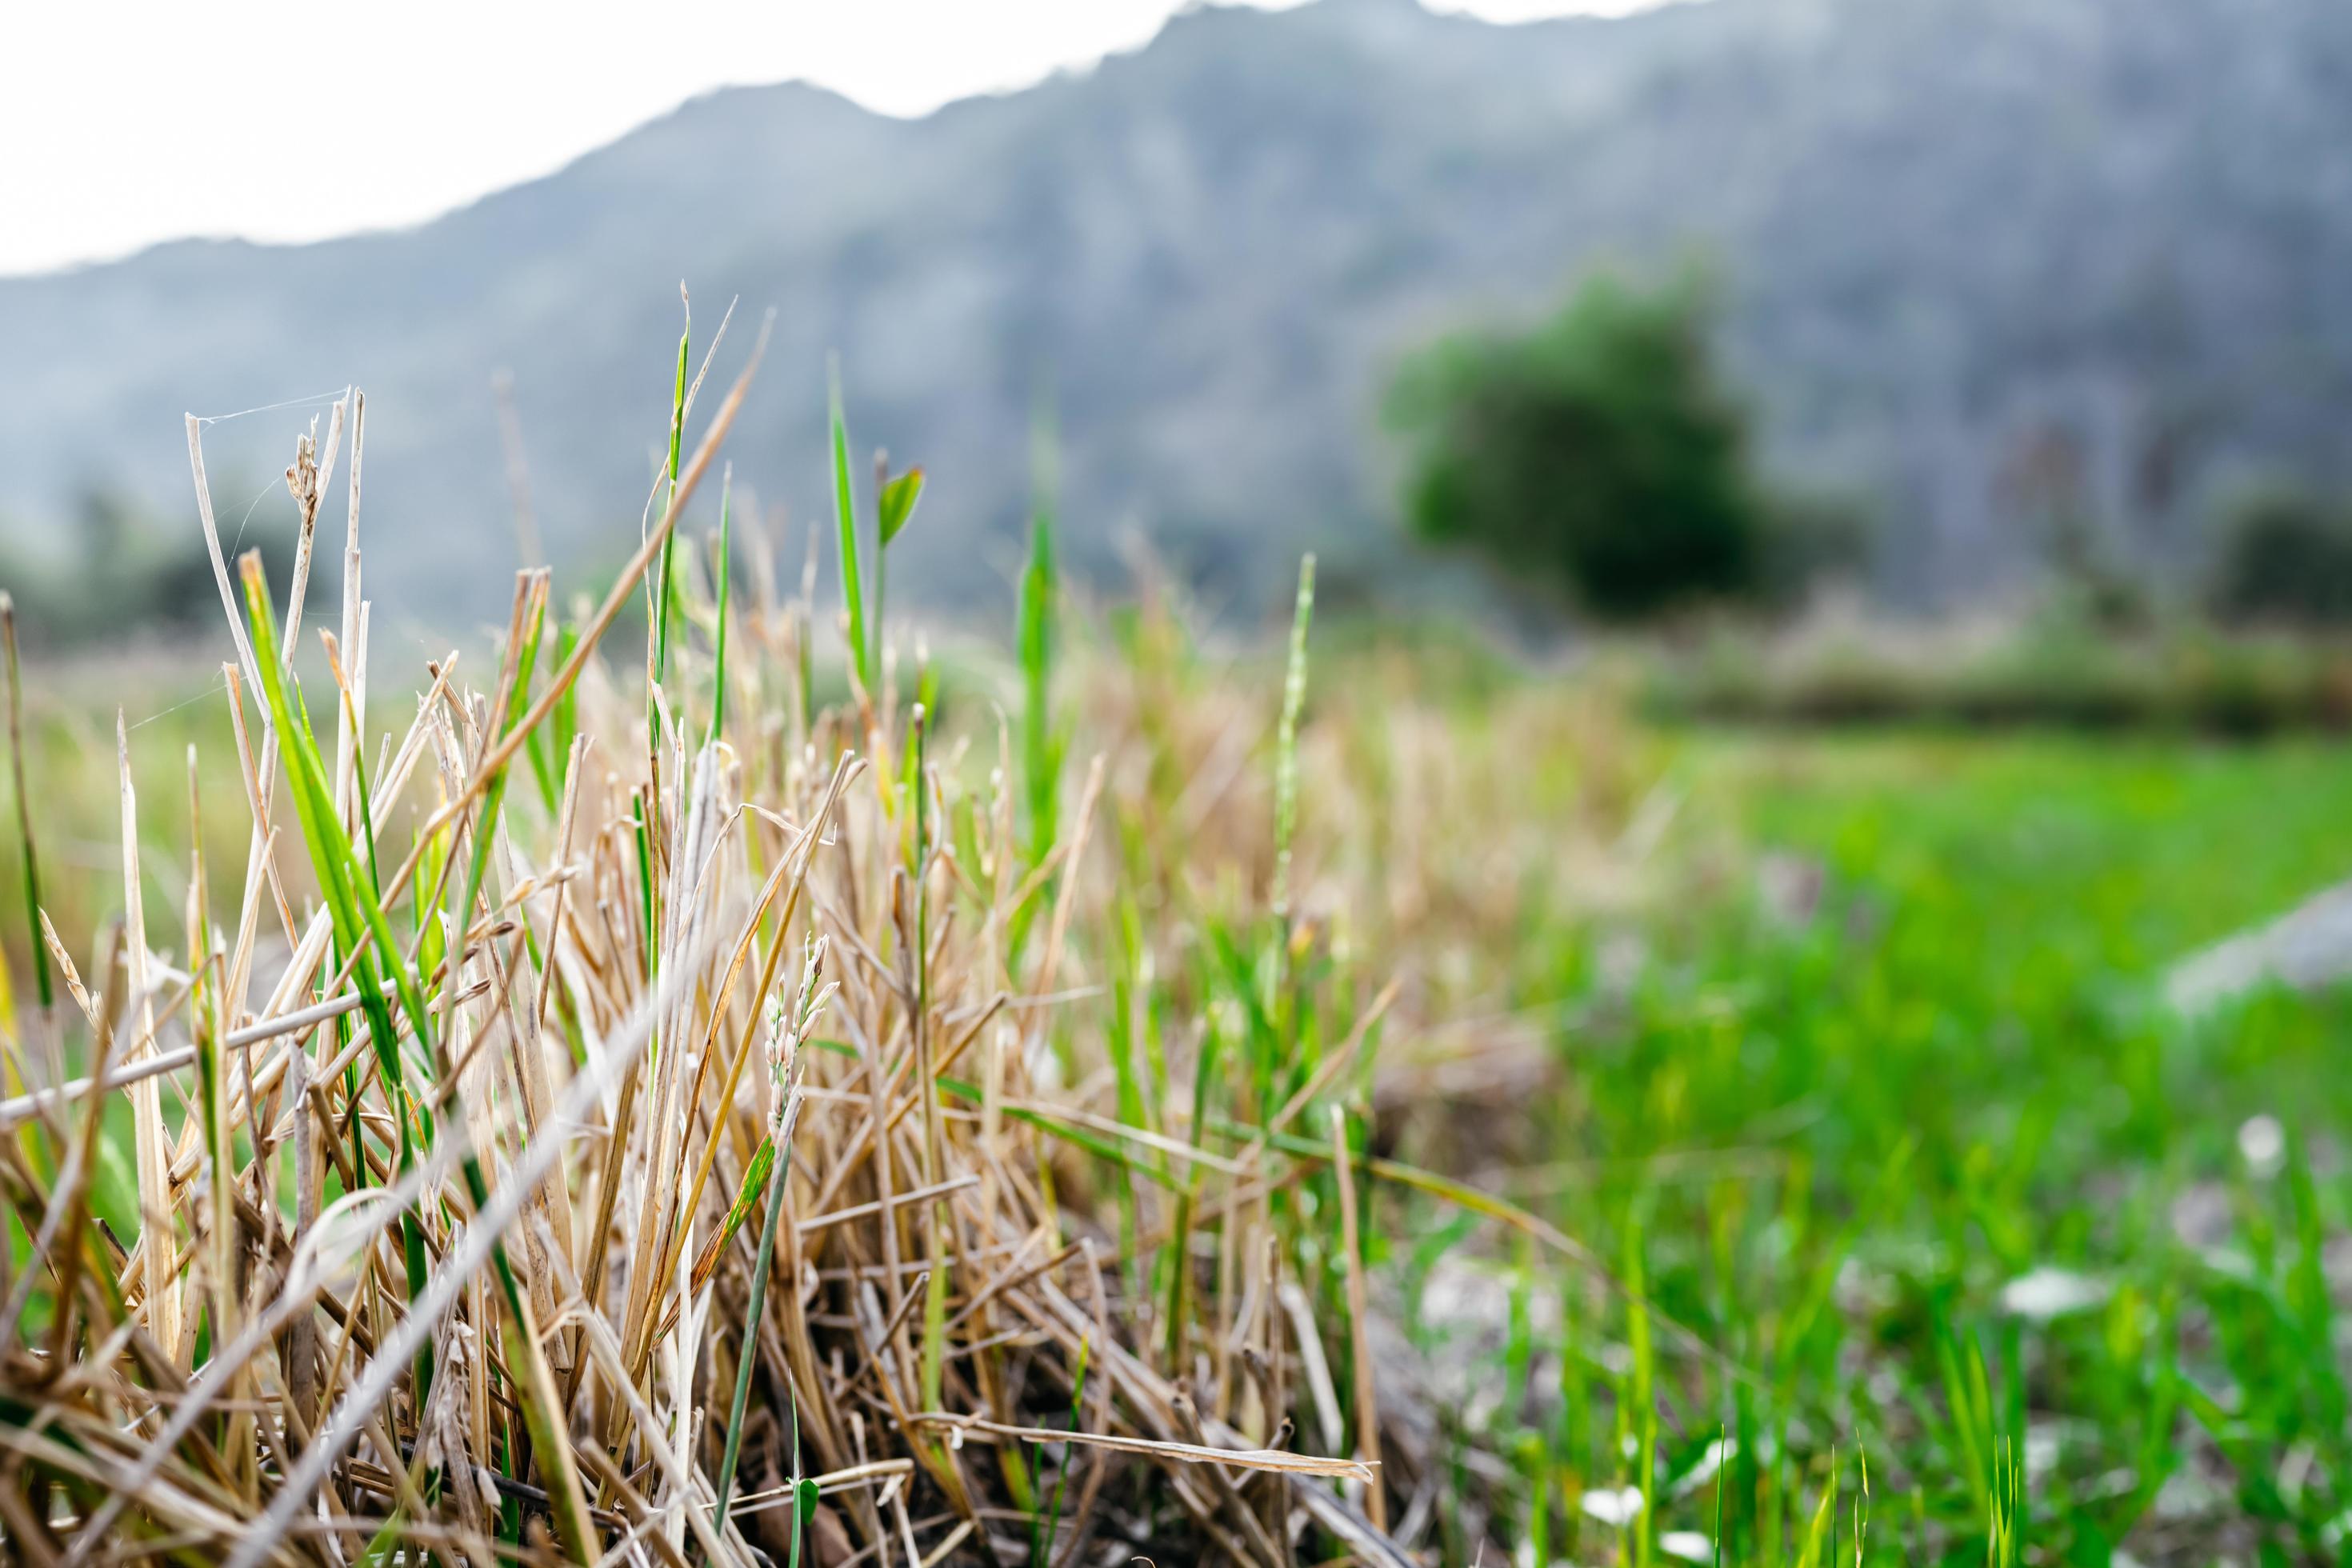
766, 934, 833, 1135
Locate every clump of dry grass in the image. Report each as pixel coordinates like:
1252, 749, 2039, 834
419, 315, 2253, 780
0, 315, 1661, 1567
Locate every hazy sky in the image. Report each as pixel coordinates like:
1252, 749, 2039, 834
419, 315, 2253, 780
1, 0, 1654, 278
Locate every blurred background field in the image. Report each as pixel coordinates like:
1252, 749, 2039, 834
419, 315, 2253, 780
10, 598, 2352, 1561
10, 0, 2352, 1561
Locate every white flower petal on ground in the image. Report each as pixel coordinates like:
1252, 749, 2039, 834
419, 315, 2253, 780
1661, 1530, 1714, 1563
1999, 1265, 2111, 1322
2238, 1113, 2286, 1178
1580, 1485, 1646, 1528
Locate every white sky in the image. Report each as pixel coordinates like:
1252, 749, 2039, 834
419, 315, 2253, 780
0, 0, 1653, 278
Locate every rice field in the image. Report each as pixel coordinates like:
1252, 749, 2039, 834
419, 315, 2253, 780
2, 328, 2349, 1566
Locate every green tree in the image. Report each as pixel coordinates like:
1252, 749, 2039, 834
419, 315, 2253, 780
1388, 272, 1771, 619
0, 488, 306, 649
2206, 484, 2352, 626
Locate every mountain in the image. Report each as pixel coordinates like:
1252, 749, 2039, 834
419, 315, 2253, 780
6, 0, 2352, 627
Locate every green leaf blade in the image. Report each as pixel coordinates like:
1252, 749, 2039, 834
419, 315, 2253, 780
878, 466, 926, 548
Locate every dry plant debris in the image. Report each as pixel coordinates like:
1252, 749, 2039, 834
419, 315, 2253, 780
0, 317, 1630, 1566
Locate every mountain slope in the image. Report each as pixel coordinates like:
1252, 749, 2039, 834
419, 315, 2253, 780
6, 0, 2351, 623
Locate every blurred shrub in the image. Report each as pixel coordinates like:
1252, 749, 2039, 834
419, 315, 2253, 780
1650, 620, 2352, 736
0, 489, 306, 649
2206, 485, 2352, 626
1388, 272, 1854, 620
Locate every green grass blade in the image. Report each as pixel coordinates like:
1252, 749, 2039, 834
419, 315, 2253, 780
1794, 1454, 1837, 1568
238, 552, 434, 1385
1270, 552, 1316, 925
1033, 1335, 1089, 1568
0, 596, 49, 1012
710, 1135, 777, 1265
708, 463, 734, 748
830, 357, 871, 693
717, 1130, 789, 1530
1014, 404, 1061, 958
878, 466, 926, 548
653, 302, 690, 686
